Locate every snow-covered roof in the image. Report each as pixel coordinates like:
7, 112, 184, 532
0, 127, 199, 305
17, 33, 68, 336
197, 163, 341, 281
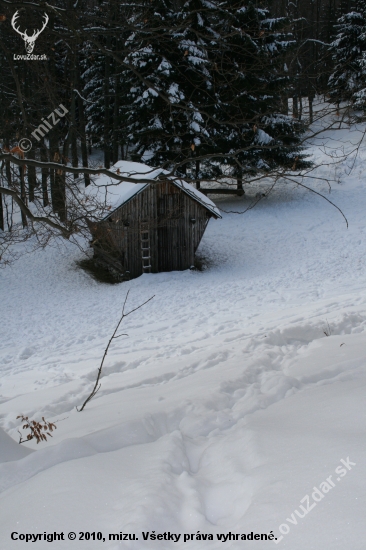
86, 160, 222, 219
172, 178, 222, 218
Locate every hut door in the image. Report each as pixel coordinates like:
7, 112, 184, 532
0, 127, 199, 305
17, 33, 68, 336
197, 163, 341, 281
158, 192, 186, 272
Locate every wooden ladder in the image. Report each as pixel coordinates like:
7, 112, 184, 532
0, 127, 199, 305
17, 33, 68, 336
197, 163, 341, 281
140, 223, 151, 273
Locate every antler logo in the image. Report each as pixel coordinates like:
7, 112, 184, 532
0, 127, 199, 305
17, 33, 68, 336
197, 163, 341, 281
11, 11, 49, 54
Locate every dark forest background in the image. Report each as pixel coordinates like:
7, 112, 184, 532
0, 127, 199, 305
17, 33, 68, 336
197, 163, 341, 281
0, 0, 363, 238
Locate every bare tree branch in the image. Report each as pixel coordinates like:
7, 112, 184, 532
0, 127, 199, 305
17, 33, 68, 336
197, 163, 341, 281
77, 291, 155, 412
284, 176, 349, 227
0, 153, 165, 184
0, 185, 71, 236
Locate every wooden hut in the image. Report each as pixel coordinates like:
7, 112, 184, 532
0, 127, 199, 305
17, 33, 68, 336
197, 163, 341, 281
87, 161, 221, 279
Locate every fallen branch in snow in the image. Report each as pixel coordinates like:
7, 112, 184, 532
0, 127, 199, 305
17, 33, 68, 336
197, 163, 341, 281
77, 291, 155, 412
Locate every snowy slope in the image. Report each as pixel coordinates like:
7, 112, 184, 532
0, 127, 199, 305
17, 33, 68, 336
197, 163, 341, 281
0, 115, 365, 549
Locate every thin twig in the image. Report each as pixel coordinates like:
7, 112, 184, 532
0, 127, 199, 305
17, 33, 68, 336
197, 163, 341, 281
323, 319, 332, 337
77, 291, 154, 411
287, 177, 348, 227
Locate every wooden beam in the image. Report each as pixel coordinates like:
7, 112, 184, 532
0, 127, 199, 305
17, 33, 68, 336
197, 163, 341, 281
199, 188, 244, 196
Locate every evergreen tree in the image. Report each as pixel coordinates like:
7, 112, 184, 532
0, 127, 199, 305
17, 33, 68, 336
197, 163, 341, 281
328, 2, 366, 104
124, 0, 184, 169
124, 0, 218, 176
125, 0, 308, 183
83, 49, 111, 150
208, 1, 310, 183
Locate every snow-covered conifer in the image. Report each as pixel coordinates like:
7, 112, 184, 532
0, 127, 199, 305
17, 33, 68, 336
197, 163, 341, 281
124, 0, 309, 182
124, 0, 218, 177
209, 1, 309, 182
328, 2, 366, 105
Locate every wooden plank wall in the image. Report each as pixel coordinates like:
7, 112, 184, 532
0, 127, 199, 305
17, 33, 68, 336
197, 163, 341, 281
110, 185, 158, 278
155, 181, 210, 271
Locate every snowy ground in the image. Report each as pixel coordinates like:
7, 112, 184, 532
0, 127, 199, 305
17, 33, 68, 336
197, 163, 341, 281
0, 116, 366, 549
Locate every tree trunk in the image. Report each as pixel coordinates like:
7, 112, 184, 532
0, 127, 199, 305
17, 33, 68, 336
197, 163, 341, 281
195, 159, 200, 189
237, 168, 243, 191
49, 133, 66, 220
40, 142, 49, 207
281, 94, 288, 115
0, 192, 4, 231
20, 166, 28, 228
49, 134, 57, 213
4, 139, 12, 187
56, 149, 67, 222
71, 125, 79, 179
112, 75, 120, 164
76, 62, 90, 186
299, 95, 303, 121
48, 15, 59, 215
27, 149, 36, 202
308, 95, 313, 124
69, 52, 78, 179
104, 42, 111, 168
